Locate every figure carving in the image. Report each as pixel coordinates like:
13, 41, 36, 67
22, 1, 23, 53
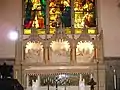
25, 42, 43, 63
32, 79, 39, 90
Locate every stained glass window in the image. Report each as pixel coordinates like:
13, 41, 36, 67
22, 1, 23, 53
74, 0, 96, 34
23, 0, 96, 35
24, 0, 46, 34
49, 0, 71, 33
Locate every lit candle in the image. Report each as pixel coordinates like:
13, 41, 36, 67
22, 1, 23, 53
83, 78, 85, 83
38, 75, 40, 86
26, 75, 29, 88
114, 69, 117, 90
90, 74, 93, 79
80, 74, 82, 81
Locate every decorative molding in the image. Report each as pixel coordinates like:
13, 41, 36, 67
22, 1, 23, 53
0, 58, 15, 61
3, 56, 120, 64
0, 58, 15, 65
104, 57, 120, 61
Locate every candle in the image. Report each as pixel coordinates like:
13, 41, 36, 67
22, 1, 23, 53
26, 75, 29, 88
90, 74, 93, 79
79, 74, 82, 81
114, 69, 117, 90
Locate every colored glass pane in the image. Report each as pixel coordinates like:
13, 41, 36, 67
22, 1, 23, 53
24, 0, 46, 29
74, 0, 96, 28
49, 0, 71, 29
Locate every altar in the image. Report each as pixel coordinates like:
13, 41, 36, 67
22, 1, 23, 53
25, 70, 92, 90
14, 0, 106, 90
14, 27, 105, 90
16, 63, 104, 90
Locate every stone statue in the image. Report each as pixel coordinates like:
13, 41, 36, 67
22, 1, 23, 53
79, 79, 85, 90
79, 74, 85, 90
32, 79, 39, 90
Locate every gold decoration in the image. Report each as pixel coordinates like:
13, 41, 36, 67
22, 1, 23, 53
50, 39, 70, 56
25, 41, 43, 62
76, 41, 94, 61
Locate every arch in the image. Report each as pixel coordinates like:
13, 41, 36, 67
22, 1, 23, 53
24, 41, 44, 63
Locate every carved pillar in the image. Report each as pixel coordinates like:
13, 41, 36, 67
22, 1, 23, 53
93, 63, 105, 90
14, 32, 23, 84
43, 42, 50, 63
71, 0, 75, 34
26, 74, 29, 88
70, 45, 76, 63
14, 70, 18, 79
15, 36, 22, 65
46, 0, 49, 34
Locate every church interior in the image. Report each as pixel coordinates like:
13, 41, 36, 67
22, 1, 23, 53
0, 0, 120, 90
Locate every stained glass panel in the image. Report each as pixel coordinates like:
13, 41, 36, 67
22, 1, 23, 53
24, 0, 46, 34
74, 0, 96, 34
23, 0, 97, 35
49, 0, 71, 29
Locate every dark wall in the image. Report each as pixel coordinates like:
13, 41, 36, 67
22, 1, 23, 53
0, 59, 14, 79
105, 57, 120, 90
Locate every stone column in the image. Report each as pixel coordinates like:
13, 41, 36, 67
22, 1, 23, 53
26, 74, 29, 88
70, 45, 76, 63
14, 35, 23, 84
15, 70, 18, 79
43, 43, 50, 63
93, 64, 105, 90
14, 65, 22, 84
98, 68, 106, 90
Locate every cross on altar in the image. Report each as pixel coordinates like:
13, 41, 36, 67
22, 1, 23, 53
87, 78, 96, 90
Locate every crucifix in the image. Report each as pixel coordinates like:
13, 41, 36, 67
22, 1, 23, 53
88, 78, 96, 90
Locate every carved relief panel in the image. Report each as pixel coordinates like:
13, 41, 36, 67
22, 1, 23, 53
50, 39, 70, 63
25, 41, 43, 63
76, 41, 94, 63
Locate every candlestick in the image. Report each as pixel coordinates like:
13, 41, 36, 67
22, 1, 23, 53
80, 74, 82, 81
90, 74, 93, 79
114, 69, 117, 90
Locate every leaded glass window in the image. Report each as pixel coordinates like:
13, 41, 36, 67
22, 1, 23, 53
74, 0, 96, 34
23, 0, 97, 35
24, 0, 46, 34
49, 0, 71, 34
